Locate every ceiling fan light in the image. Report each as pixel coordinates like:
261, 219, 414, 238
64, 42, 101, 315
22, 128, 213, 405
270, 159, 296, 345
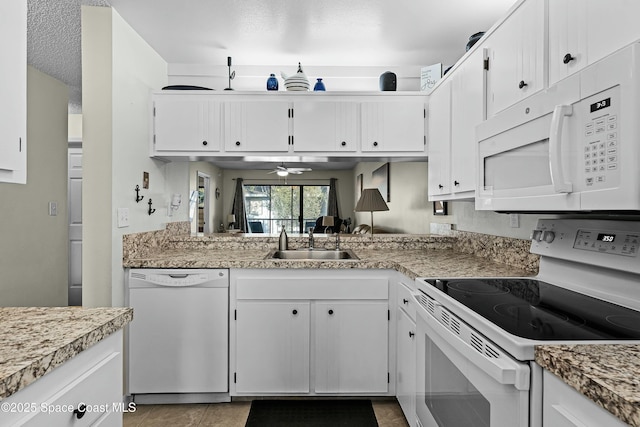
276, 170, 289, 177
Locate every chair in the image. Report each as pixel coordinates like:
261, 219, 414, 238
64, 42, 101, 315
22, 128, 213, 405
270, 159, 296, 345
249, 221, 264, 233
304, 221, 316, 233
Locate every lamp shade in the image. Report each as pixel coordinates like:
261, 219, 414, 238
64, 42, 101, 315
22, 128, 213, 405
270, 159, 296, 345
227, 214, 236, 223
322, 216, 334, 227
355, 188, 389, 212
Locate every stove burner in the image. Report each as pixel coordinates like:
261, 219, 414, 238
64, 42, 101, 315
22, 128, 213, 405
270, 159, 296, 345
606, 315, 640, 332
493, 303, 587, 327
446, 280, 510, 296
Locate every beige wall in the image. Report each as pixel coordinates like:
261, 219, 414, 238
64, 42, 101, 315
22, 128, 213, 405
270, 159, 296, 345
353, 161, 430, 233
0, 67, 69, 306
82, 6, 189, 307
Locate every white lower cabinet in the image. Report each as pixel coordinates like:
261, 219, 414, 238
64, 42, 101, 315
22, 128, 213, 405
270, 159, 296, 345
315, 301, 388, 393
395, 278, 417, 426
396, 308, 416, 425
543, 370, 626, 427
231, 269, 392, 396
1, 331, 124, 427
235, 301, 310, 393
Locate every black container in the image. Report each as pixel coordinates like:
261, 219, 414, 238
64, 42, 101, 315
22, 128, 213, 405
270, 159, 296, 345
379, 71, 397, 91
466, 32, 485, 51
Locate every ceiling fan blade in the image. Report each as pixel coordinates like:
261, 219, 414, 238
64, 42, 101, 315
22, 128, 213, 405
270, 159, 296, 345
267, 170, 277, 174
289, 170, 303, 174
288, 168, 312, 172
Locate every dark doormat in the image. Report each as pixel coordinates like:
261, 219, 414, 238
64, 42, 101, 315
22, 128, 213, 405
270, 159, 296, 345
245, 399, 379, 427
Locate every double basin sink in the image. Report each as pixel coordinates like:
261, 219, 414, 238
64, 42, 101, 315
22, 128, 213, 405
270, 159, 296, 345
266, 248, 359, 260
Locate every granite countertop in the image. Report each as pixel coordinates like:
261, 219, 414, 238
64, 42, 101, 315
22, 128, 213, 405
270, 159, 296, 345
123, 247, 534, 279
0, 307, 133, 400
536, 344, 640, 426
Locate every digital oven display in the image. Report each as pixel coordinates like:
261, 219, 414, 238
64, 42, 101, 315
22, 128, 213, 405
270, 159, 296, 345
597, 233, 616, 243
590, 97, 611, 113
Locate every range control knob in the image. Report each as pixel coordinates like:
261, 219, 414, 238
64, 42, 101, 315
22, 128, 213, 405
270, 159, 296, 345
542, 231, 556, 243
531, 229, 543, 242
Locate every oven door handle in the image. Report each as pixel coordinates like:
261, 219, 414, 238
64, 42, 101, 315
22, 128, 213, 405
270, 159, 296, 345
414, 295, 530, 391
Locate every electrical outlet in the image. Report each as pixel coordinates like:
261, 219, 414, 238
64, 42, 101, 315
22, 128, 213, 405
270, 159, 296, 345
117, 208, 130, 228
48, 201, 57, 216
509, 213, 520, 228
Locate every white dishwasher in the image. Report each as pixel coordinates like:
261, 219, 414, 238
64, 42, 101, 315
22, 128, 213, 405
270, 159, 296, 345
127, 269, 229, 404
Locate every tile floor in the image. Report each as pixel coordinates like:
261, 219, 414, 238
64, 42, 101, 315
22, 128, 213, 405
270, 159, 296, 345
123, 399, 409, 427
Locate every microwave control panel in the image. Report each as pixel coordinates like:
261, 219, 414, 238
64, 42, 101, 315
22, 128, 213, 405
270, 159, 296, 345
582, 86, 620, 188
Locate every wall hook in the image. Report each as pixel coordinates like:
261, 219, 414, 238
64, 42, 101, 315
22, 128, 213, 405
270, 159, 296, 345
135, 185, 144, 203
148, 198, 156, 215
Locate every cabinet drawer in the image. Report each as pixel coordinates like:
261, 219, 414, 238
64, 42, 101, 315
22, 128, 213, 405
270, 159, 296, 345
21, 352, 121, 427
397, 281, 416, 322
236, 277, 388, 300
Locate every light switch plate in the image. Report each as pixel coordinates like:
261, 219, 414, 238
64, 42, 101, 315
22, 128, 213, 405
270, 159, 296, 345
117, 208, 130, 228
48, 201, 57, 216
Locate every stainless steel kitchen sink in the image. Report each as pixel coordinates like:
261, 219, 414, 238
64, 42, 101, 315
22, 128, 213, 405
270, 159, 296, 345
266, 249, 359, 260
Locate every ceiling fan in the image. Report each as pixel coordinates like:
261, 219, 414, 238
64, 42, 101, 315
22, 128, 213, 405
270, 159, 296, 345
267, 163, 312, 177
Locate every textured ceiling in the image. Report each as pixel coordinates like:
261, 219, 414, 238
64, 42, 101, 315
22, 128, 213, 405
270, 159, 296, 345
27, 0, 517, 113
27, 0, 108, 113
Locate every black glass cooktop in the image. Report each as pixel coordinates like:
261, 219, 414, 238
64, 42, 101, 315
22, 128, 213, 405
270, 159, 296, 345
423, 278, 640, 340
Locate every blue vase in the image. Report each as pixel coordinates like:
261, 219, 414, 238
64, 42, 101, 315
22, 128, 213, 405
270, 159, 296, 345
313, 78, 326, 91
267, 74, 278, 91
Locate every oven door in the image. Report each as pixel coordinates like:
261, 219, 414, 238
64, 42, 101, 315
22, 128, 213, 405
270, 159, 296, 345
415, 292, 530, 427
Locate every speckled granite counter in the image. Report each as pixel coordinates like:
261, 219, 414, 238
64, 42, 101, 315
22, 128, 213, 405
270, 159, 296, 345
536, 345, 640, 426
123, 247, 534, 279
0, 307, 133, 400
122, 222, 540, 277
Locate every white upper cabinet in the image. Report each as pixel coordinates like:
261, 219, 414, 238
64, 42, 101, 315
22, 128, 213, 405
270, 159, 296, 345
549, 0, 640, 86
292, 101, 358, 153
361, 100, 426, 152
484, 0, 545, 117
427, 80, 452, 198
225, 100, 290, 152
0, 0, 27, 184
450, 49, 485, 197
153, 94, 221, 152
150, 93, 427, 159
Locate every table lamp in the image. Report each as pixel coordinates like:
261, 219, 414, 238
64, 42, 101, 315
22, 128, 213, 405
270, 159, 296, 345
355, 188, 389, 238
227, 214, 236, 230
322, 215, 335, 234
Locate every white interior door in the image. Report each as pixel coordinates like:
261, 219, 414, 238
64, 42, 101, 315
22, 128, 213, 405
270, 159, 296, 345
68, 147, 82, 306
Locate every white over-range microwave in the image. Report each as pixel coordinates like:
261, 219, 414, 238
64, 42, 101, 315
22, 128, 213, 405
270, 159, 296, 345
476, 42, 640, 212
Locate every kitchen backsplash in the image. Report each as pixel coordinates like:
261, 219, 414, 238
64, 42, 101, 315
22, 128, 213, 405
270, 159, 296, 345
122, 221, 539, 273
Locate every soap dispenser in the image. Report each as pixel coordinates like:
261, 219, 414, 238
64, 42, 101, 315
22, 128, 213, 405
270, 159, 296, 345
278, 226, 288, 251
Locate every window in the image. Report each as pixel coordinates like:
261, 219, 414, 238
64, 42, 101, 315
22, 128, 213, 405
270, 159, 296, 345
244, 184, 330, 233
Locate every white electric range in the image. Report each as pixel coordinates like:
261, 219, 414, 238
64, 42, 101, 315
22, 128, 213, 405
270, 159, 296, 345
414, 218, 640, 427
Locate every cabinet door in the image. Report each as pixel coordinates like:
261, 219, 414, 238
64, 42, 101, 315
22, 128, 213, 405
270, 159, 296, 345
486, 0, 545, 117
292, 101, 358, 152
225, 101, 290, 152
361, 101, 425, 152
396, 308, 416, 426
315, 301, 388, 393
427, 80, 452, 198
543, 370, 627, 427
548, 0, 587, 86
450, 49, 484, 195
153, 95, 221, 152
235, 301, 310, 393
0, 0, 27, 184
